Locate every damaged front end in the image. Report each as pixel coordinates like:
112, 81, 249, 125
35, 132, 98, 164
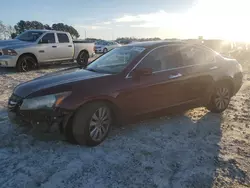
8, 93, 73, 133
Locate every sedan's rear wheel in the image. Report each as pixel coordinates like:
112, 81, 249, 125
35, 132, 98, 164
207, 83, 232, 113
69, 102, 113, 146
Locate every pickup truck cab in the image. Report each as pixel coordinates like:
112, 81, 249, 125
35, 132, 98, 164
0, 30, 95, 72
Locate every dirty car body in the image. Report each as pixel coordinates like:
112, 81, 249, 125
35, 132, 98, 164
8, 41, 243, 145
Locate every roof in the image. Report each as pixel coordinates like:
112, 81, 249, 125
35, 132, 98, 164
25, 29, 68, 33
126, 40, 185, 48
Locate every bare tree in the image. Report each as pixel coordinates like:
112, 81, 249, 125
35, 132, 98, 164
0, 21, 5, 39
4, 25, 15, 39
0, 21, 15, 40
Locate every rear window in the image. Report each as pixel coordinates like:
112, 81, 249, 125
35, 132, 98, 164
57, 33, 70, 43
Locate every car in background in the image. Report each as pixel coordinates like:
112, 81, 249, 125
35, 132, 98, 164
8, 41, 243, 146
94, 40, 121, 53
0, 30, 95, 72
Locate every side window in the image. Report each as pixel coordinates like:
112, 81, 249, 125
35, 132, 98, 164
204, 49, 216, 62
57, 33, 70, 43
40, 33, 55, 44
136, 46, 183, 72
181, 47, 205, 65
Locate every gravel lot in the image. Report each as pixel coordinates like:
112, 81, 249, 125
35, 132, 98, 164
0, 58, 249, 188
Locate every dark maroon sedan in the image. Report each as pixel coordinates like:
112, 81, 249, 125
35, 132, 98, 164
8, 41, 243, 146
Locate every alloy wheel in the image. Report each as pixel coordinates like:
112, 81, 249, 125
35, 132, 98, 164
214, 87, 230, 110
79, 53, 87, 64
21, 57, 33, 71
21, 58, 29, 71
89, 107, 111, 141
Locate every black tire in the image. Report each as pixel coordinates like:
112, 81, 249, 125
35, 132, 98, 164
63, 116, 78, 144
69, 102, 113, 147
77, 51, 89, 67
16, 55, 37, 72
207, 82, 232, 113
103, 48, 108, 54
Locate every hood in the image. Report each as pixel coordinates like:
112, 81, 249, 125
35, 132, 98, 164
95, 44, 104, 48
0, 39, 33, 49
14, 67, 110, 98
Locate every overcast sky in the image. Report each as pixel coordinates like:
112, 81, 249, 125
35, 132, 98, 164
1, 0, 250, 41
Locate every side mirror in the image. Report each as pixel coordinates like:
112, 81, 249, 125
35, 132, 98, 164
132, 68, 153, 79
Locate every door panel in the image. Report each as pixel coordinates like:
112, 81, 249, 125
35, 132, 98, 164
36, 33, 58, 62
180, 65, 214, 103
117, 68, 194, 117
179, 46, 217, 104
36, 44, 58, 62
56, 33, 74, 60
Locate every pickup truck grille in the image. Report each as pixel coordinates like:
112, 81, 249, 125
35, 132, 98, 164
8, 94, 23, 112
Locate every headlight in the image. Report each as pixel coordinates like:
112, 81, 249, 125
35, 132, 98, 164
20, 91, 71, 110
2, 49, 18, 56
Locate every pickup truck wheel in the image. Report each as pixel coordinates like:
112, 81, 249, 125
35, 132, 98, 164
71, 102, 113, 147
16, 55, 36, 72
77, 51, 89, 67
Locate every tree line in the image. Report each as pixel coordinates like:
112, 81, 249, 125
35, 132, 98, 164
115, 37, 161, 44
0, 20, 80, 39
83, 37, 162, 44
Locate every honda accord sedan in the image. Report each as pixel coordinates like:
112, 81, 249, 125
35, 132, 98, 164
8, 41, 243, 146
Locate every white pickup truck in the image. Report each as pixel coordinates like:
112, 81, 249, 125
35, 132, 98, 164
0, 30, 95, 72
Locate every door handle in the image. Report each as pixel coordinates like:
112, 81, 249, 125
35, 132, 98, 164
68, 45, 72, 47
52, 46, 57, 48
210, 66, 218, 70
169, 73, 182, 79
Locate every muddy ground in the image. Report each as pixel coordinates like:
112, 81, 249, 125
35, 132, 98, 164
0, 59, 249, 188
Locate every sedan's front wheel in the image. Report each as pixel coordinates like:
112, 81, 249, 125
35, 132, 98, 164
69, 102, 113, 146
103, 48, 108, 54
207, 83, 232, 113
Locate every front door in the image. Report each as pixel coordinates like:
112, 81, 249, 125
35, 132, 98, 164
36, 33, 58, 62
117, 45, 191, 116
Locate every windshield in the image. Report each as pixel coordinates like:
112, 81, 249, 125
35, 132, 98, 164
86, 46, 145, 74
16, 31, 45, 42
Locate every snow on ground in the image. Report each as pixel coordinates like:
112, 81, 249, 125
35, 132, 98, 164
0, 59, 249, 188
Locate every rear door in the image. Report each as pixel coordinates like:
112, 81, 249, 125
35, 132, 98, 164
55, 33, 74, 60
179, 45, 216, 103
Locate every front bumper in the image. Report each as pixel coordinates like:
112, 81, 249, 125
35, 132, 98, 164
8, 108, 72, 132
0, 55, 18, 67
95, 49, 104, 53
